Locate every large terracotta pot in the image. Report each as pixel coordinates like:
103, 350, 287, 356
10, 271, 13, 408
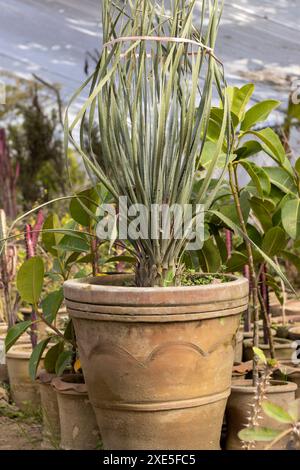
52, 374, 100, 450
38, 370, 60, 449
6, 344, 43, 411
64, 274, 249, 450
226, 380, 297, 450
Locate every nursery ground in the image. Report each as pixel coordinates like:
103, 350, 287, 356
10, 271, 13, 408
0, 416, 42, 450
0, 385, 43, 450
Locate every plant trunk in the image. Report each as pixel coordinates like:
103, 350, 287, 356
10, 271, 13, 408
229, 164, 260, 385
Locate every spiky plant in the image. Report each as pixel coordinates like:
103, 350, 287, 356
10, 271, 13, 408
65, 0, 230, 287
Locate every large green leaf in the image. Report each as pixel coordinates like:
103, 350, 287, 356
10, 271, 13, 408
263, 167, 297, 195
5, 321, 31, 352
227, 84, 255, 121
226, 251, 248, 272
261, 227, 287, 257
253, 347, 267, 364
262, 401, 294, 424
250, 198, 273, 232
17, 257, 44, 305
56, 234, 90, 253
41, 289, 64, 324
44, 342, 64, 374
219, 191, 250, 226
235, 140, 262, 159
69, 186, 99, 227
42, 214, 63, 256
55, 350, 73, 376
241, 100, 280, 131
238, 427, 281, 443
282, 198, 300, 240
244, 128, 285, 164
239, 160, 271, 197
29, 338, 52, 381
210, 210, 295, 292
198, 238, 221, 273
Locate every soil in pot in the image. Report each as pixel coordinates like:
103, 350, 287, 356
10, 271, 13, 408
38, 370, 60, 449
243, 338, 294, 361
6, 344, 44, 411
226, 380, 297, 450
64, 273, 249, 450
52, 374, 100, 450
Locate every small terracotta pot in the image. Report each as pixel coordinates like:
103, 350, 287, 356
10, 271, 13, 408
243, 328, 276, 340
270, 300, 300, 318
275, 361, 300, 399
52, 374, 100, 450
288, 326, 300, 342
226, 380, 297, 450
0, 322, 7, 336
232, 362, 252, 382
6, 344, 43, 411
272, 315, 300, 326
243, 338, 294, 361
38, 370, 60, 449
64, 274, 249, 450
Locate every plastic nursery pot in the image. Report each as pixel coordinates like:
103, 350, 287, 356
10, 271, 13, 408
274, 361, 300, 399
6, 344, 44, 411
52, 374, 100, 450
243, 338, 295, 362
64, 273, 249, 450
225, 379, 297, 450
38, 370, 61, 449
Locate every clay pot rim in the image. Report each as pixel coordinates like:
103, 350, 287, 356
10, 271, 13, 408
64, 274, 249, 313
37, 369, 57, 384
289, 326, 300, 335
65, 273, 245, 293
52, 374, 87, 395
6, 344, 47, 359
277, 360, 300, 375
243, 338, 293, 350
231, 379, 297, 394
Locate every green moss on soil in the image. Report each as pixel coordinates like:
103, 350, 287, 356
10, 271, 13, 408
181, 274, 229, 286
